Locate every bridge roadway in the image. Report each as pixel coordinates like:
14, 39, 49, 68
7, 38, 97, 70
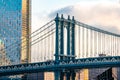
0, 56, 120, 76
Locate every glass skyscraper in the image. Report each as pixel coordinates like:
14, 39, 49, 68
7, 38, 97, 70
0, 0, 31, 65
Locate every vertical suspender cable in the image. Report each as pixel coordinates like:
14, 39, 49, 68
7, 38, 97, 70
96, 32, 98, 57
102, 33, 106, 55
91, 30, 94, 57
78, 26, 80, 58
112, 36, 115, 56
88, 29, 90, 57
100, 32, 102, 55
94, 31, 97, 57
82, 26, 84, 58
84, 28, 86, 57
80, 26, 82, 58
111, 35, 112, 56
86, 28, 88, 57
90, 29, 92, 57
98, 32, 101, 56
115, 37, 117, 56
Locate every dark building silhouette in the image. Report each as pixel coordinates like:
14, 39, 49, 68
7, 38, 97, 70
97, 68, 114, 80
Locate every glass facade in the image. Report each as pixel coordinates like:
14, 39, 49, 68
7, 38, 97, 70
0, 0, 31, 65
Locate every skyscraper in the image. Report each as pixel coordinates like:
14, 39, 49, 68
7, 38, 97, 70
0, 0, 31, 65
21, 0, 31, 63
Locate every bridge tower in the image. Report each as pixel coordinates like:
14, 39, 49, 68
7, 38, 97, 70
55, 13, 76, 80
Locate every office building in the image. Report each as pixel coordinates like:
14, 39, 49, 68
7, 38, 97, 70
0, 0, 31, 64
76, 68, 120, 80
27, 72, 54, 80
76, 69, 89, 80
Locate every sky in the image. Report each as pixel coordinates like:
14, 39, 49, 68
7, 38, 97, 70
31, 0, 120, 61
32, 0, 120, 34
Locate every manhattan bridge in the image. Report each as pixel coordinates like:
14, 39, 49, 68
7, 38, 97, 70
0, 14, 120, 80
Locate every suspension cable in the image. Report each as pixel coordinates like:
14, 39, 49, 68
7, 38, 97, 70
0, 20, 55, 54
4, 27, 55, 57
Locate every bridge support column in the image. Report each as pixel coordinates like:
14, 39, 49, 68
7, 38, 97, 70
67, 16, 75, 60
67, 15, 71, 60
71, 16, 75, 60
60, 14, 64, 60
71, 71, 76, 80
65, 71, 76, 80
54, 71, 64, 80
55, 13, 64, 60
54, 14, 76, 80
54, 13, 65, 80
66, 72, 71, 80
55, 71, 60, 80
60, 72, 64, 80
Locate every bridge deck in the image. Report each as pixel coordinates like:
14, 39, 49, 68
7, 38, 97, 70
0, 56, 120, 76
